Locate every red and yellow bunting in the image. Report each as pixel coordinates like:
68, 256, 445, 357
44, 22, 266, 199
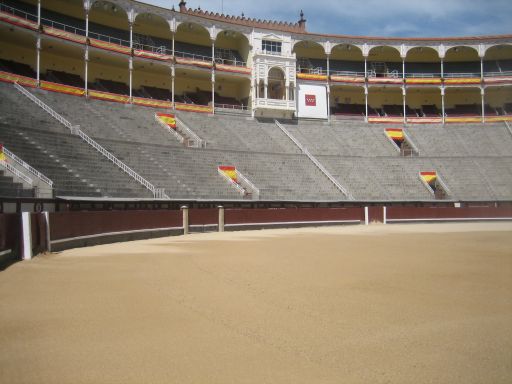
156, 113, 177, 129
89, 38, 132, 55
420, 171, 437, 185
43, 26, 86, 44
444, 78, 480, 85
175, 103, 213, 114
40, 80, 85, 96
368, 116, 403, 124
219, 166, 237, 183
133, 97, 172, 109
368, 77, 403, 84
405, 78, 442, 85
385, 128, 404, 141
133, 49, 173, 62
175, 57, 213, 69
483, 115, 512, 123
296, 73, 328, 81
0, 10, 38, 30
406, 117, 443, 124
0, 144, 5, 161
329, 75, 365, 84
88, 90, 130, 104
215, 63, 252, 75
0, 71, 38, 87
445, 116, 482, 123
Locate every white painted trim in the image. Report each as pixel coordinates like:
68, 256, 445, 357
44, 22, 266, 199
383, 206, 387, 224
387, 217, 512, 223
21, 212, 32, 260
225, 219, 361, 227
0, 249, 12, 257
43, 211, 51, 253
51, 226, 183, 245
364, 206, 369, 225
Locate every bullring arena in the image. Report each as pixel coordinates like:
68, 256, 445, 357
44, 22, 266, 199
0, 0, 512, 382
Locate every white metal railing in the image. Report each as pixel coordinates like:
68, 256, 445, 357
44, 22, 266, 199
13, 82, 167, 198
0, 160, 33, 185
444, 72, 481, 78
2, 146, 53, 186
214, 103, 248, 111
215, 56, 247, 67
274, 120, 353, 200
484, 71, 512, 77
218, 168, 246, 196
0, 3, 37, 23
134, 42, 172, 55
504, 120, 512, 137
236, 170, 259, 200
297, 67, 328, 75
330, 70, 366, 77
174, 50, 212, 62
155, 113, 185, 144
41, 17, 86, 36
175, 116, 205, 148
405, 73, 441, 78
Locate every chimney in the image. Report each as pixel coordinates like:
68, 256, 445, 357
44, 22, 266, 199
298, 10, 306, 31
179, 1, 187, 12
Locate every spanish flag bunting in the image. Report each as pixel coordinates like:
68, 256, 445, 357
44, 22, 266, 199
156, 113, 177, 129
0, 144, 5, 161
219, 165, 237, 183
385, 128, 404, 141
420, 171, 437, 185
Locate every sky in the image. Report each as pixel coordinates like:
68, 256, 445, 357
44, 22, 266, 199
139, 0, 511, 38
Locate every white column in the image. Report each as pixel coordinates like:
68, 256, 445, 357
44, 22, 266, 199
37, 0, 41, 27
440, 58, 444, 78
327, 54, 331, 121
211, 71, 215, 114
129, 21, 133, 101
364, 206, 369, 226
172, 32, 175, 56
402, 86, 407, 125
383, 206, 387, 225
402, 58, 405, 80
364, 56, 368, 78
36, 37, 41, 85
84, 48, 89, 95
364, 85, 368, 122
481, 87, 485, 123
129, 58, 133, 101
181, 206, 189, 235
285, 81, 289, 101
21, 212, 32, 260
264, 80, 268, 99
43, 211, 51, 253
480, 57, 484, 80
218, 206, 224, 232
441, 86, 445, 125
171, 65, 175, 109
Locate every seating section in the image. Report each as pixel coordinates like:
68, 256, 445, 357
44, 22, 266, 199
45, 70, 84, 88
0, 83, 152, 198
0, 170, 35, 198
1, 78, 511, 201
0, 59, 36, 78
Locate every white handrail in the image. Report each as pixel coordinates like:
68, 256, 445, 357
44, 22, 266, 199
504, 120, 512, 137
175, 116, 205, 148
0, 160, 33, 185
2, 146, 53, 186
155, 114, 185, 144
218, 168, 246, 195
14, 82, 168, 199
236, 170, 259, 199
275, 120, 354, 200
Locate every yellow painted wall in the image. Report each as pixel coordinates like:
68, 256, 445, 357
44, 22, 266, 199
445, 89, 481, 107
40, 50, 84, 77
175, 25, 211, 47
330, 45, 364, 61
485, 88, 512, 107
330, 87, 365, 105
0, 41, 36, 69
406, 89, 441, 108
293, 43, 326, 60
43, 0, 85, 19
88, 60, 129, 83
368, 89, 403, 107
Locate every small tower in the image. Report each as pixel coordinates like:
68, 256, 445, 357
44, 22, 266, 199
179, 1, 187, 12
298, 10, 306, 31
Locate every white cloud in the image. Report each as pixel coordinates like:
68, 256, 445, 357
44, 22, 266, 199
140, 0, 512, 37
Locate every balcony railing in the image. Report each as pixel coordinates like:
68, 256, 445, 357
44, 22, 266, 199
0, 3, 37, 22
174, 49, 212, 62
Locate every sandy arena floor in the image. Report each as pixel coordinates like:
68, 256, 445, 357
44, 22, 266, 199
1, 222, 511, 383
